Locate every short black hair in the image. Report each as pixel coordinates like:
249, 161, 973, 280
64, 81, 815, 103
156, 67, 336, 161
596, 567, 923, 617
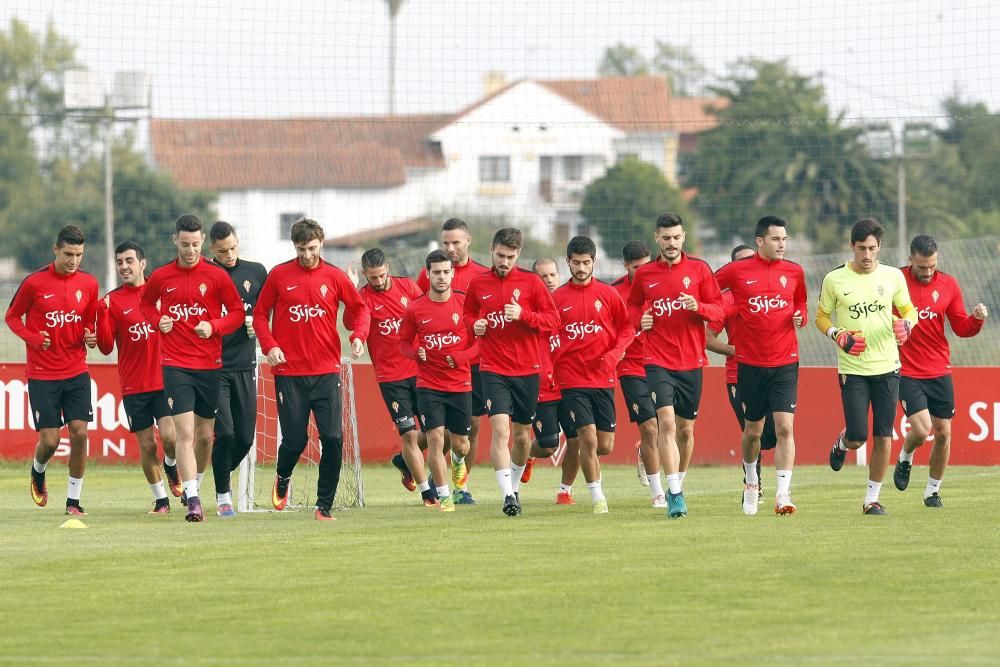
56, 225, 85, 247
209, 220, 236, 242
492, 227, 523, 250
175, 214, 203, 234
910, 234, 938, 258
115, 240, 146, 261
442, 218, 469, 233
754, 215, 787, 239
655, 212, 684, 230
622, 240, 651, 263
361, 247, 387, 270
851, 218, 884, 245
425, 248, 451, 270
730, 244, 754, 261
566, 235, 597, 260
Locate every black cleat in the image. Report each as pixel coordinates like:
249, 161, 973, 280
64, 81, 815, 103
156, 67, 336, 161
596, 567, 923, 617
391, 453, 415, 492
163, 461, 182, 497
829, 429, 847, 472
863, 501, 888, 515
502, 494, 521, 517
180, 490, 188, 507
923, 493, 943, 508
893, 460, 912, 491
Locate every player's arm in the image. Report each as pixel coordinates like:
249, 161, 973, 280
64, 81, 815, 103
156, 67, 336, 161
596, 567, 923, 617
945, 281, 987, 338
793, 267, 808, 328
693, 269, 724, 322
95, 298, 116, 355
139, 272, 162, 326
338, 271, 370, 343
252, 274, 280, 354
209, 277, 246, 337
4, 279, 46, 349
603, 292, 634, 368
816, 277, 865, 355
82, 283, 99, 348
627, 270, 647, 329
450, 335, 479, 365
519, 278, 560, 332
462, 280, 482, 335
398, 308, 421, 361
706, 325, 734, 357
890, 270, 918, 344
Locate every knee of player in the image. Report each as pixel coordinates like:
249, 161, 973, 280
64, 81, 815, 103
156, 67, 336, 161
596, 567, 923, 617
638, 419, 658, 439
67, 422, 89, 442
932, 421, 952, 442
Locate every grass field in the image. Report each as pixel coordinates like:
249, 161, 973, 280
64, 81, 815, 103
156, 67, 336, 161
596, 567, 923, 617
2, 462, 999, 666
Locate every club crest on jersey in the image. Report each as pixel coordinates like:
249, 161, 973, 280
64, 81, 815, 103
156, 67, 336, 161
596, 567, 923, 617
779, 275, 787, 288
595, 300, 603, 312
198, 283, 207, 296
877, 285, 885, 297
243, 280, 251, 293
512, 288, 521, 302
320, 284, 329, 298
75, 289, 82, 303
932, 290, 939, 303
452, 312, 460, 325
391, 401, 399, 413
401, 296, 408, 307
682, 276, 691, 289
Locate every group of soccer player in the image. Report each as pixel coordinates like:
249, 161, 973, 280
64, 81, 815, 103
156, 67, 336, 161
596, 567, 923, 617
6, 209, 988, 521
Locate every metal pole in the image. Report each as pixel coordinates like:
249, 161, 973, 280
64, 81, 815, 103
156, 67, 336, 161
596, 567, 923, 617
103, 117, 115, 291
388, 15, 396, 114
897, 158, 906, 264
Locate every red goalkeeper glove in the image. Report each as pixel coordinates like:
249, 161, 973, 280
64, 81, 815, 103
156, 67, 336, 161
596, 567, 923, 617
893, 318, 912, 345
834, 329, 867, 356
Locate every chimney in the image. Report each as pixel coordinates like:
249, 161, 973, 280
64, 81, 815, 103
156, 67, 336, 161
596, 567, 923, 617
483, 71, 508, 97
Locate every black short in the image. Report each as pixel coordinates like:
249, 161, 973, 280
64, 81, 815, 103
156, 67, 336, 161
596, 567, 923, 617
619, 375, 657, 424
900, 375, 955, 420
471, 365, 487, 417
122, 390, 170, 433
215, 368, 257, 443
725, 383, 777, 451
379, 377, 422, 434
644, 366, 703, 420
162, 367, 221, 419
558, 388, 616, 439
27, 372, 92, 431
532, 399, 562, 447
839, 370, 900, 442
737, 362, 798, 421
417, 388, 472, 435
481, 371, 539, 425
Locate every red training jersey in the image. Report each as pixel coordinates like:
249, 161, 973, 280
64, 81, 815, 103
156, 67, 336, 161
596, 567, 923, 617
399, 291, 478, 392
611, 274, 646, 378
897, 267, 984, 379
360, 276, 422, 383
552, 279, 633, 390
5, 264, 99, 380
96, 283, 163, 395
416, 258, 490, 293
253, 258, 370, 377
708, 290, 739, 384
537, 328, 562, 402
463, 267, 560, 377
627, 253, 723, 372
713, 253, 807, 367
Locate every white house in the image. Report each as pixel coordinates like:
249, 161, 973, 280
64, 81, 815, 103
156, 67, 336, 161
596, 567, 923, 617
149, 76, 724, 269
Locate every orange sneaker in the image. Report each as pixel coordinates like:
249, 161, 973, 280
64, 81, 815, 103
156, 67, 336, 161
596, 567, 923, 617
272, 475, 291, 511
520, 458, 535, 484
30, 468, 47, 507
555, 491, 575, 505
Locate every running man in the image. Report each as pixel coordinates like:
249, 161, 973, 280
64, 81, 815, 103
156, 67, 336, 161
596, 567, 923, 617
816, 217, 918, 515
252, 218, 370, 521
95, 241, 180, 514
892, 234, 988, 507
627, 213, 723, 518
6, 225, 99, 516
208, 221, 268, 517
714, 216, 808, 516
464, 227, 560, 516
140, 214, 246, 522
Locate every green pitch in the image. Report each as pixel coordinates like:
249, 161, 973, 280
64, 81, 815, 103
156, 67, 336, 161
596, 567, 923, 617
2, 462, 999, 666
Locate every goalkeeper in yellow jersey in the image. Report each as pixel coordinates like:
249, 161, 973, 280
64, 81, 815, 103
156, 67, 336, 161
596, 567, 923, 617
815, 218, 918, 515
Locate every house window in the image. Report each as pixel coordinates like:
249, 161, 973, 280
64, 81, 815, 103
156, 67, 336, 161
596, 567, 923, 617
563, 155, 583, 181
479, 156, 510, 183
279, 212, 306, 240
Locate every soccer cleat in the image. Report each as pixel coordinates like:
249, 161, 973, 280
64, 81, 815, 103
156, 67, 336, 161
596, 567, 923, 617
271, 475, 291, 511
180, 490, 188, 507
651, 494, 667, 509
148, 499, 170, 514
439, 495, 455, 513
315, 507, 336, 521
555, 491, 575, 505
502, 494, 521, 517
391, 453, 416, 492
163, 462, 182, 497
593, 498, 609, 514
774, 493, 796, 515
637, 445, 649, 486
452, 489, 477, 505
667, 491, 687, 519
742, 484, 759, 516
421, 487, 439, 507
217, 503, 237, 518
423, 497, 440, 508
923, 493, 943, 508
893, 460, 912, 491
30, 468, 48, 507
451, 455, 469, 489
64, 501, 87, 516
185, 496, 204, 522
863, 501, 888, 515
520, 458, 535, 484
829, 429, 848, 472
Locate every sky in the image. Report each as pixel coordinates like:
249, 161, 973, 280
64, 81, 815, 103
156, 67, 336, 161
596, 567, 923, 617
4, 0, 998, 123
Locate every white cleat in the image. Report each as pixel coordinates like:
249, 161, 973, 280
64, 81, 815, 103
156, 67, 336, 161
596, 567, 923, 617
651, 494, 667, 509
742, 483, 759, 516
774, 493, 797, 515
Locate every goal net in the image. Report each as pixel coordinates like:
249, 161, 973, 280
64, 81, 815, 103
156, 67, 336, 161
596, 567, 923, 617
236, 356, 364, 513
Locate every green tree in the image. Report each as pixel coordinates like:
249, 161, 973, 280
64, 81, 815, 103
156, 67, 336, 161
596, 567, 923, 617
597, 43, 649, 77
651, 41, 710, 97
580, 158, 691, 256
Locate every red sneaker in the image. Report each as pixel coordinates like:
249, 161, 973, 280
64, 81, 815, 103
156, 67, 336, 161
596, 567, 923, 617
272, 475, 291, 511
30, 469, 48, 507
520, 458, 535, 484
555, 491, 575, 505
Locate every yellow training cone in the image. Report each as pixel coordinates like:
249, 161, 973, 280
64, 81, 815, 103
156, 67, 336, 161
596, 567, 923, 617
59, 519, 87, 529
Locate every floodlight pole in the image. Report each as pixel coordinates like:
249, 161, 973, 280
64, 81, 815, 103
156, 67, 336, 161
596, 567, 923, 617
102, 111, 116, 292
896, 156, 907, 263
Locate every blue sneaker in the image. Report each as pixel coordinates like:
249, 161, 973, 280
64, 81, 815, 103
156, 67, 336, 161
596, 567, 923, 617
667, 491, 687, 518
216, 503, 237, 518
453, 489, 477, 505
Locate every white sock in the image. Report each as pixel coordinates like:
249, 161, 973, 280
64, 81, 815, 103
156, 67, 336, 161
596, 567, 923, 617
559, 483, 572, 494
417, 479, 430, 493
196, 471, 205, 491
164, 456, 177, 466
743, 460, 759, 486
865, 480, 882, 505
67, 476, 83, 501
495, 469, 513, 497
924, 477, 942, 498
150, 481, 167, 500
666, 473, 682, 495
898, 448, 914, 463
436, 484, 451, 499
33, 458, 47, 474
776, 470, 792, 496
216, 492, 232, 506
183, 479, 199, 500
510, 462, 525, 492
587, 480, 605, 502
679, 470, 687, 484
647, 473, 665, 499
451, 451, 464, 464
